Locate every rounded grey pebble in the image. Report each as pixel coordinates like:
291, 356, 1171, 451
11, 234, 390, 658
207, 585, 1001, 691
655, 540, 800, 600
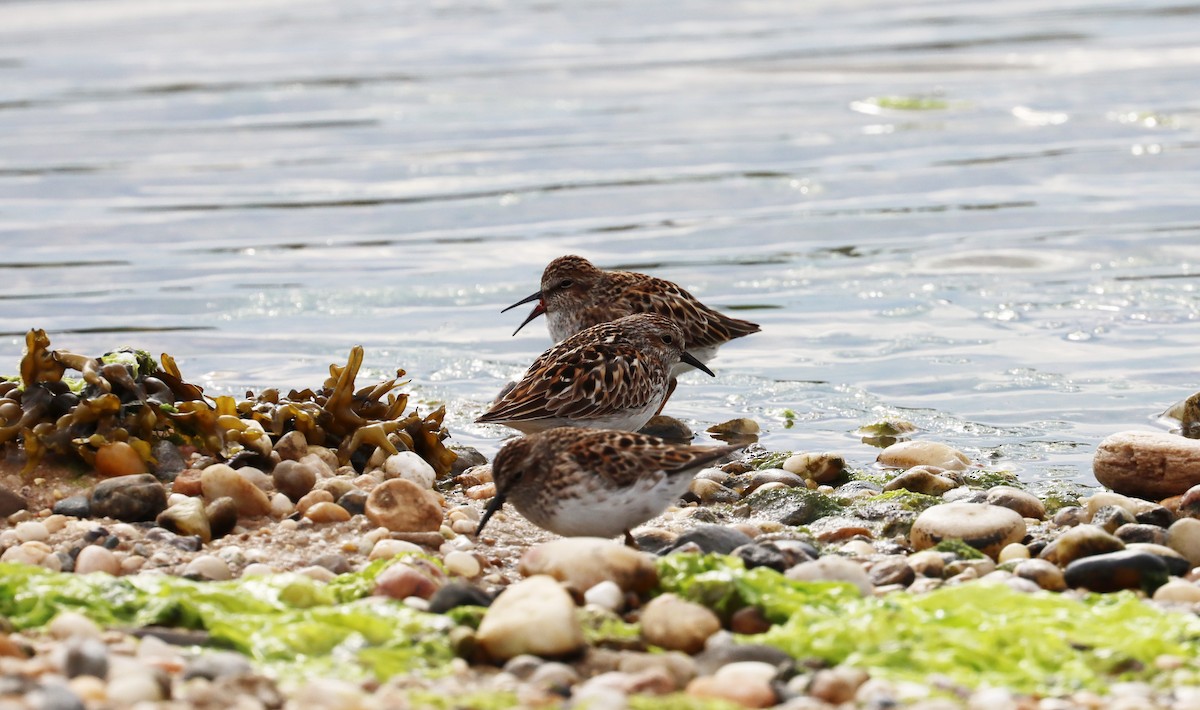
985, 486, 1045, 520
151, 440, 187, 482
837, 480, 883, 495
732, 543, 789, 572
182, 651, 253, 681
337, 489, 368, 516
1091, 505, 1136, 534
694, 636, 795, 677
0, 485, 29, 518
272, 460, 317, 503
1053, 506, 1085, 527
1063, 550, 1169, 593
744, 470, 808, 495
868, 557, 915, 587
942, 487, 988, 504
53, 495, 91, 519
205, 497, 239, 540
631, 528, 679, 554
428, 583, 493, 614
667, 525, 754, 555
89, 474, 167, 522
272, 430, 309, 462
64, 637, 108, 679
312, 553, 351, 575
502, 654, 544, 680
448, 445, 488, 477
1115, 523, 1168, 546
1135, 505, 1175, 528
27, 681, 85, 710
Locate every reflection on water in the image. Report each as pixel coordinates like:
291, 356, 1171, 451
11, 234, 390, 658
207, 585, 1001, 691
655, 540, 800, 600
1, 0, 1199, 490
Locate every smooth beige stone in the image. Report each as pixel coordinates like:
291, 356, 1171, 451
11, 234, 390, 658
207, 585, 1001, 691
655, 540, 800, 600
519, 537, 658, 594
878, 441, 970, 471
1093, 430, 1200, 498
640, 594, 721, 654
476, 575, 584, 661
909, 502, 1026, 559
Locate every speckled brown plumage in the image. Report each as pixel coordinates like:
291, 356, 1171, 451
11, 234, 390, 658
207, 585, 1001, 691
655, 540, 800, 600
476, 427, 743, 540
505, 255, 761, 362
475, 313, 712, 434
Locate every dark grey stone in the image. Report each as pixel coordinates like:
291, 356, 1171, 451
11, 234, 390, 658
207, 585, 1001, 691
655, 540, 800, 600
665, 525, 754, 555
1064, 550, 1169, 594
52, 495, 91, 518
64, 638, 108, 680
88, 474, 166, 522
428, 583, 493, 614
182, 651, 253, 681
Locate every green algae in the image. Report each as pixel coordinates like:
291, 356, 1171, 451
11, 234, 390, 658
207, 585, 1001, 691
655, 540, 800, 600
933, 538, 986, 559
405, 691, 521, 709
846, 488, 942, 514
658, 554, 1200, 695
749, 450, 793, 470
0, 559, 454, 680
743, 486, 845, 526
963, 469, 1021, 489
865, 95, 953, 111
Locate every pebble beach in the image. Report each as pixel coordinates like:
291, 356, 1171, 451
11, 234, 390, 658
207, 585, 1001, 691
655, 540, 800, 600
4, 397, 1200, 709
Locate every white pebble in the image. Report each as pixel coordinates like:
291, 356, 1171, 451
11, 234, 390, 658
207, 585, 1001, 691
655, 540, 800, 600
450, 519, 477, 535
270, 492, 295, 518
48, 611, 102, 640
1, 543, 44, 566
1154, 579, 1200, 604
297, 565, 336, 583
714, 660, 779, 684
43, 515, 68, 534
404, 596, 431, 612
75, 546, 119, 575
583, 581, 625, 612
106, 672, 165, 704
444, 550, 482, 578
382, 451, 436, 489
184, 555, 232, 581
369, 539, 424, 561
241, 563, 277, 577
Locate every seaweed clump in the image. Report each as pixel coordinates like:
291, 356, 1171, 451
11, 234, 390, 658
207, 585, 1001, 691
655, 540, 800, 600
0, 329, 455, 477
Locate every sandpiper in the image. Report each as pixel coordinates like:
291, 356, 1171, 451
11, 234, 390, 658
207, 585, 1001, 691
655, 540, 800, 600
475, 313, 713, 434
475, 427, 742, 543
503, 254, 760, 374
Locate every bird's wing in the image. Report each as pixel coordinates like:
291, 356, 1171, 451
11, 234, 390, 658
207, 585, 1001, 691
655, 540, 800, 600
476, 338, 659, 424
565, 431, 741, 488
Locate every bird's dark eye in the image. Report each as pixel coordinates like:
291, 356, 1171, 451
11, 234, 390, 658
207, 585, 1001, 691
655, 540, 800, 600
558, 279, 574, 289
662, 334, 674, 344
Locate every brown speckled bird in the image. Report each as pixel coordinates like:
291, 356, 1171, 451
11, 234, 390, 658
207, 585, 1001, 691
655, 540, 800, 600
503, 254, 760, 376
475, 313, 713, 434
475, 427, 742, 543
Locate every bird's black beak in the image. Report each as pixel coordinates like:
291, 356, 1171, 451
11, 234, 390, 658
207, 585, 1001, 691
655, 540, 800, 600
680, 351, 715, 377
502, 291, 546, 336
475, 490, 507, 535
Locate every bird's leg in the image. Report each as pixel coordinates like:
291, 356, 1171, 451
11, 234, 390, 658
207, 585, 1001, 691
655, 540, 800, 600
654, 377, 679, 416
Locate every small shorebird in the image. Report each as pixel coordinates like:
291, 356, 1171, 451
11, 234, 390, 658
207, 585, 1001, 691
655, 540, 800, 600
503, 255, 760, 374
475, 313, 713, 434
475, 427, 742, 544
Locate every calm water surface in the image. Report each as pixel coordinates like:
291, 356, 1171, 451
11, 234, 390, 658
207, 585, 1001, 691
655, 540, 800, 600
3, 0, 1199, 492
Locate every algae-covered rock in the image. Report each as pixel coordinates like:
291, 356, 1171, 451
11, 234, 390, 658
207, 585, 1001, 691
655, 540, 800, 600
744, 487, 843, 526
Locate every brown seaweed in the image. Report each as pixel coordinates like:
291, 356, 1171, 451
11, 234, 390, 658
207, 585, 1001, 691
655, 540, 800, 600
0, 329, 456, 477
